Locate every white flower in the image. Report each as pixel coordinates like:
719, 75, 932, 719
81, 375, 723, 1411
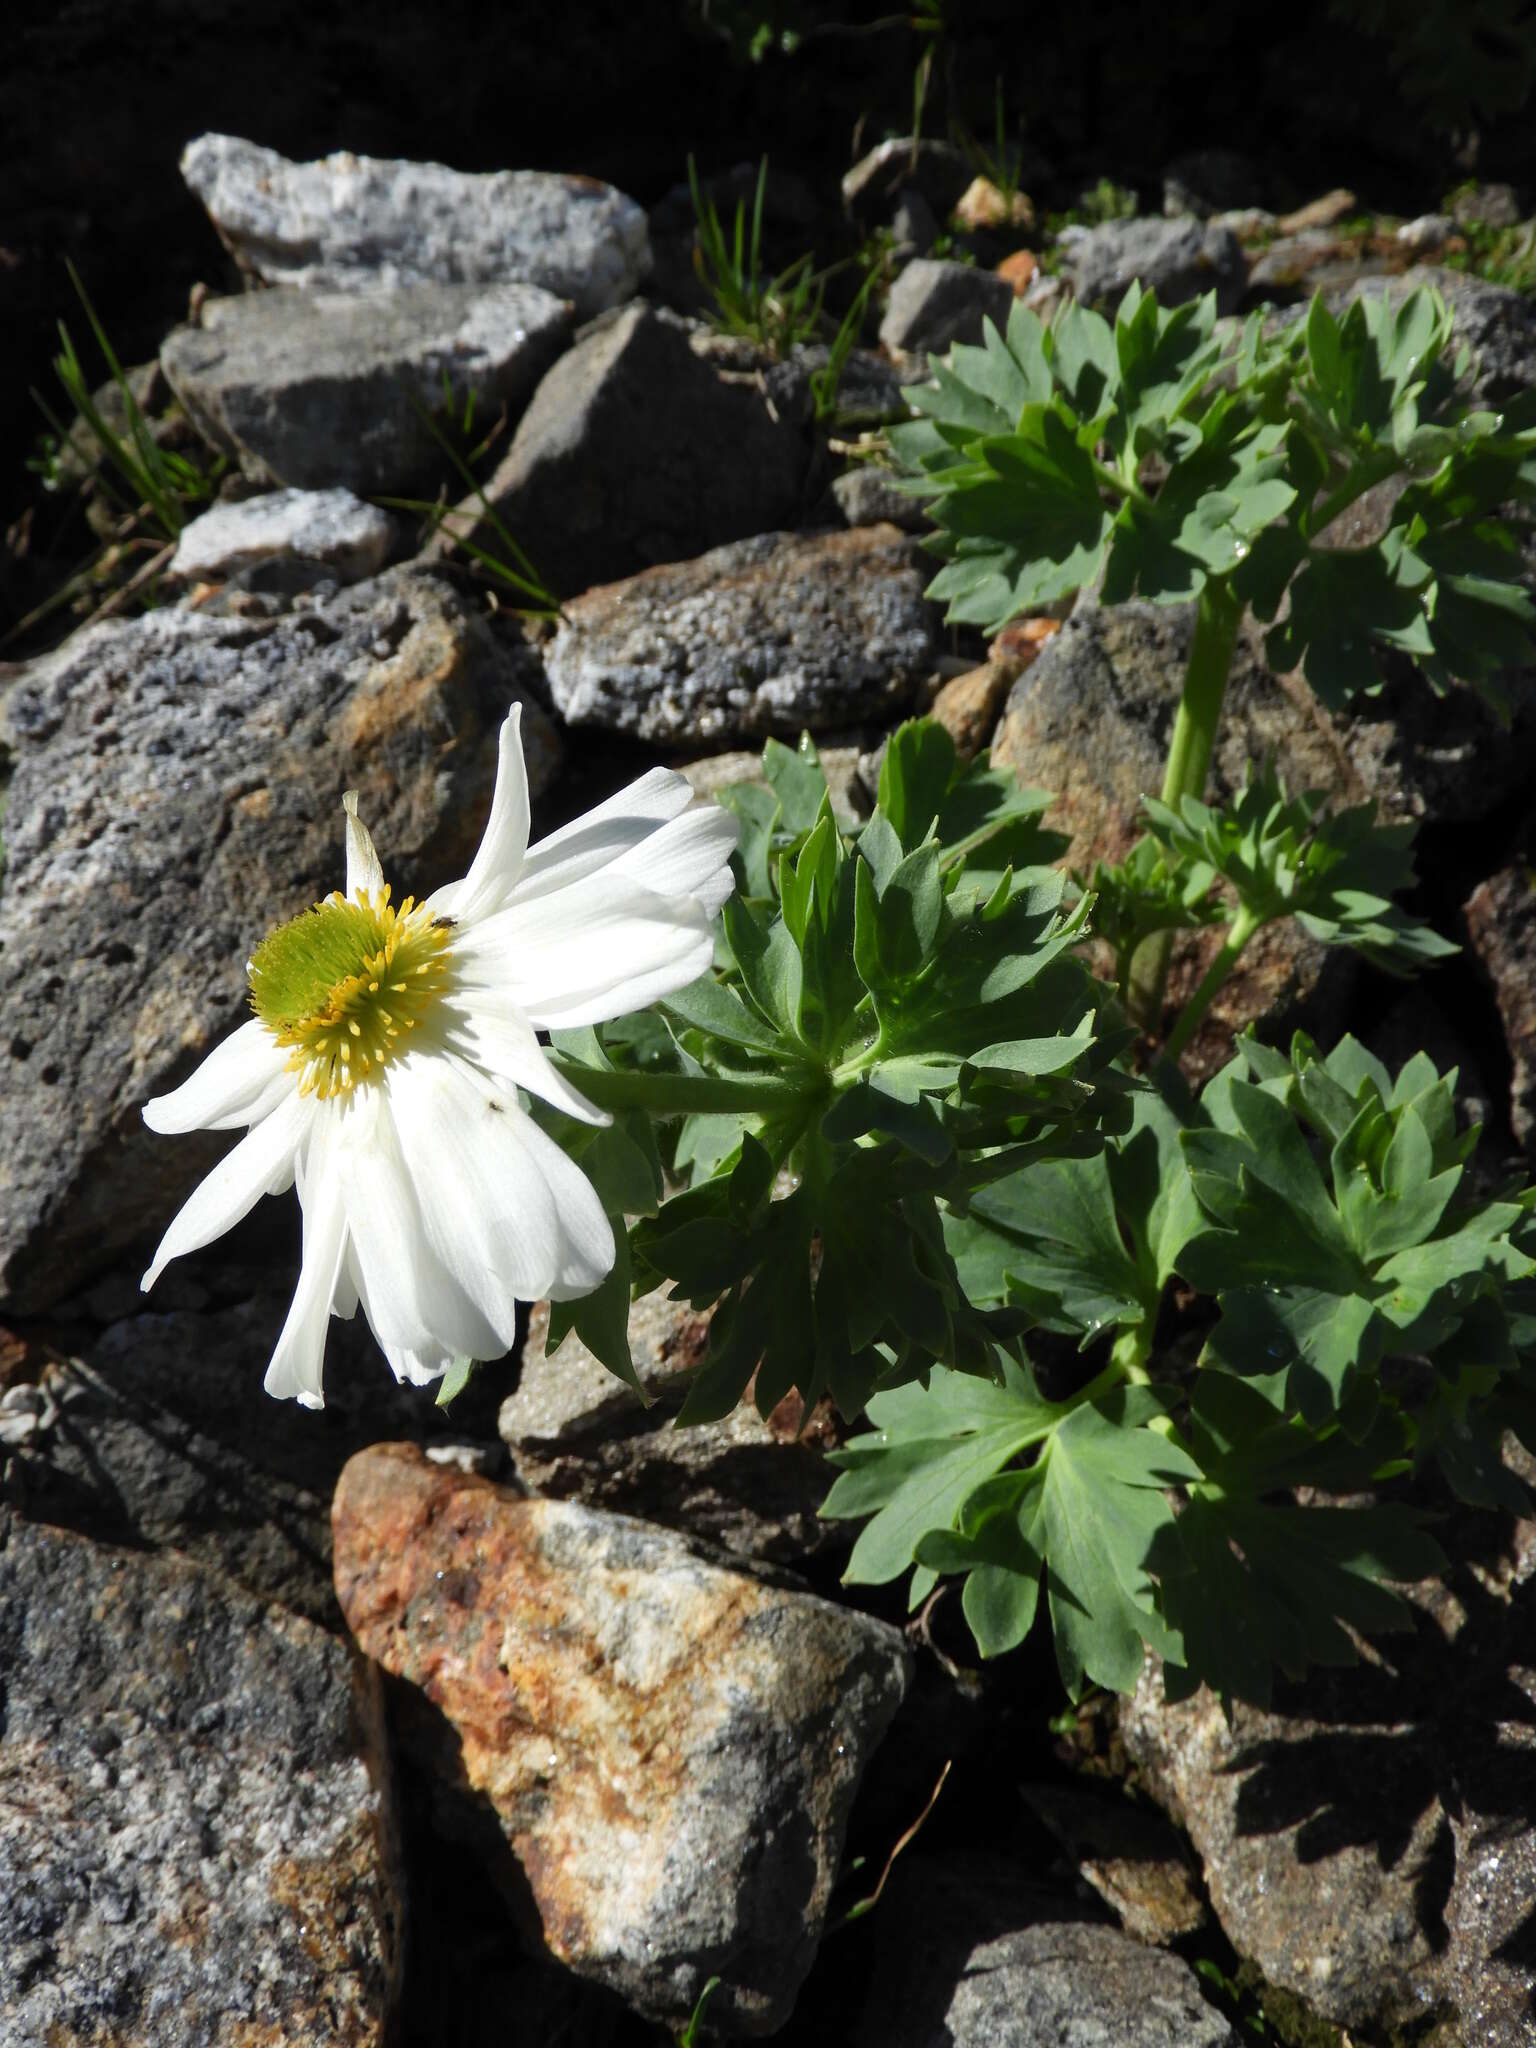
141, 706, 737, 1408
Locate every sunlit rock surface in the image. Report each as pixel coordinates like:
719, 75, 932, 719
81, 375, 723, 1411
181, 133, 649, 317
0, 1513, 402, 2045
545, 525, 937, 745
333, 1441, 910, 2036
161, 283, 572, 494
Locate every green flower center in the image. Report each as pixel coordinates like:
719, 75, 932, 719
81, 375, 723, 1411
248, 886, 452, 1099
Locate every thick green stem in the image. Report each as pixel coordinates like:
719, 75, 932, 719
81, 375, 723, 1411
544, 1057, 819, 1118
1072, 1323, 1153, 1408
1163, 904, 1263, 1062
1126, 578, 1244, 1028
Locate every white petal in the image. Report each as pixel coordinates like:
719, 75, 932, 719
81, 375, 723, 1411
389, 1054, 614, 1309
512, 766, 696, 902
263, 1139, 349, 1409
143, 1019, 290, 1134
443, 998, 609, 1126
605, 804, 738, 915
343, 790, 386, 902
455, 879, 716, 1030
332, 1089, 505, 1359
425, 704, 530, 925
141, 1093, 307, 1291
379, 1340, 456, 1387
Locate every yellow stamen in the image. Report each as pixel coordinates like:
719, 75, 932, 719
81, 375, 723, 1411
247, 884, 453, 1100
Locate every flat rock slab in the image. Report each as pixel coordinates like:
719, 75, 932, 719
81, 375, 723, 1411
0, 1511, 401, 2045
1121, 1475, 1536, 2041
850, 1854, 1236, 2048
545, 525, 938, 745
333, 1443, 910, 2036
1065, 215, 1246, 315
0, 567, 557, 1313
1466, 863, 1536, 1152
439, 303, 807, 599
500, 1296, 840, 1566
169, 486, 397, 586
181, 133, 649, 318
161, 283, 572, 494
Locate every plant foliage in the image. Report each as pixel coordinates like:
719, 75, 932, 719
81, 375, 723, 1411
890, 283, 1536, 714
824, 1032, 1536, 1705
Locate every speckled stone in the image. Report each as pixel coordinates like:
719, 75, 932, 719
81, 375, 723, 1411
333, 1443, 910, 2036
0, 568, 557, 1312
1122, 1463, 1536, 2041
161, 283, 572, 494
544, 525, 938, 745
0, 1511, 402, 2045
181, 133, 649, 318
499, 1296, 842, 1566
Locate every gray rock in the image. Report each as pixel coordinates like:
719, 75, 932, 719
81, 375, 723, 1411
1450, 182, 1524, 230
879, 257, 1016, 356
3, 1271, 502, 1625
830, 463, 931, 532
160, 282, 572, 495
852, 1855, 1237, 2048
335, 1443, 912, 2036
893, 1923, 1238, 2046
181, 133, 649, 318
890, 187, 940, 256
436, 303, 807, 598
761, 344, 912, 427
990, 595, 1353, 1067
990, 590, 1536, 1063
1396, 213, 1454, 256
544, 525, 938, 745
0, 567, 558, 1313
1209, 207, 1279, 241
499, 1296, 842, 1566
1268, 265, 1536, 402
1465, 864, 1536, 1152
1247, 230, 1389, 299
0, 1512, 402, 2045
1066, 215, 1247, 315
1019, 1781, 1207, 1944
169, 486, 397, 585
1121, 1470, 1536, 2040
841, 137, 973, 229
1346, 265, 1536, 402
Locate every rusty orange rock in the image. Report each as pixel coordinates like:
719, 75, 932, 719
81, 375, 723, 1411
995, 247, 1039, 296
333, 1443, 909, 2037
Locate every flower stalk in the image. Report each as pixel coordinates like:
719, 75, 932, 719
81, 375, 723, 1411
1127, 576, 1243, 1027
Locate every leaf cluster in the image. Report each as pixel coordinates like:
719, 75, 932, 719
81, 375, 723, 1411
891, 282, 1536, 713
553, 723, 1130, 1426
826, 1033, 1536, 1705
1141, 766, 1456, 972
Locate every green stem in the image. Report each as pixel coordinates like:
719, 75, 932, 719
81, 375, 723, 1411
1072, 1323, 1153, 1407
1163, 903, 1263, 1062
544, 1057, 819, 1118
1093, 457, 1153, 509
1126, 578, 1244, 1028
